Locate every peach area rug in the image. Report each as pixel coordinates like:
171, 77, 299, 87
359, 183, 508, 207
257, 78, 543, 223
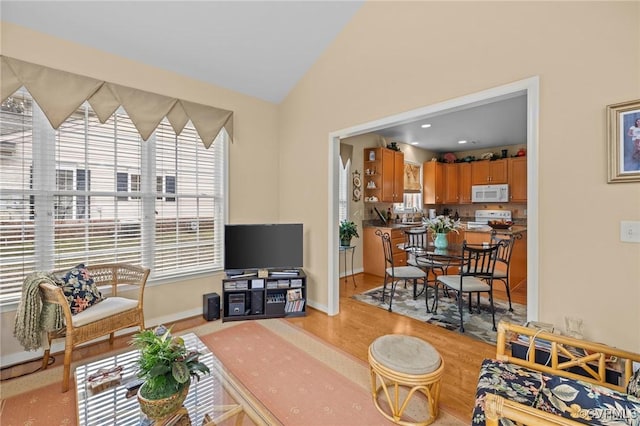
1, 319, 465, 425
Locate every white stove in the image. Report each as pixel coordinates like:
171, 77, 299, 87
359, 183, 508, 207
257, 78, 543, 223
466, 210, 512, 229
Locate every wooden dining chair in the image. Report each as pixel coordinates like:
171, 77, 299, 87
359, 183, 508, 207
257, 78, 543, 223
436, 240, 506, 332
376, 229, 426, 312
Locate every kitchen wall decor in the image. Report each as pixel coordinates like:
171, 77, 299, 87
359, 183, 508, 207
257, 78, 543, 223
352, 170, 362, 201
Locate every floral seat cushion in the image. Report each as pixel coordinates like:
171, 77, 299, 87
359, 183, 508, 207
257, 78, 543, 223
536, 375, 640, 425
472, 359, 547, 425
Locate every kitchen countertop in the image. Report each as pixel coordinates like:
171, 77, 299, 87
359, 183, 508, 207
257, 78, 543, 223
362, 220, 424, 230
362, 219, 527, 235
465, 224, 527, 235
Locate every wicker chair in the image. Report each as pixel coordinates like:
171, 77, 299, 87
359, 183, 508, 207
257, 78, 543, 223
39, 263, 150, 392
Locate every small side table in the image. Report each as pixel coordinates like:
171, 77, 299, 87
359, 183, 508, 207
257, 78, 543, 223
369, 334, 444, 425
339, 245, 357, 287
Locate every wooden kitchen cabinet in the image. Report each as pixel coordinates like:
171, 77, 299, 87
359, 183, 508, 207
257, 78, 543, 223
381, 148, 404, 203
442, 163, 459, 204
508, 157, 527, 202
364, 147, 403, 203
363, 148, 383, 202
458, 162, 472, 204
423, 161, 444, 204
424, 162, 461, 204
464, 230, 491, 245
363, 226, 407, 277
471, 159, 508, 184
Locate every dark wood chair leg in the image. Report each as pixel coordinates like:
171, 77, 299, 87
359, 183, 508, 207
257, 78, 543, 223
458, 291, 465, 333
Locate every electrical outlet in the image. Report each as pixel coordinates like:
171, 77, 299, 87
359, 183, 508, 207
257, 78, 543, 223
620, 221, 640, 243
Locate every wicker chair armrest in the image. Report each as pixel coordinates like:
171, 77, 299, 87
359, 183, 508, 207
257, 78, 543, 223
496, 320, 640, 392
484, 394, 584, 426
82, 263, 149, 300
38, 282, 74, 328
38, 282, 67, 306
117, 263, 149, 301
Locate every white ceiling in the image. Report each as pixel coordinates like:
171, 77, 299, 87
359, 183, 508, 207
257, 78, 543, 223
2, 0, 526, 152
376, 93, 528, 153
1, 0, 364, 104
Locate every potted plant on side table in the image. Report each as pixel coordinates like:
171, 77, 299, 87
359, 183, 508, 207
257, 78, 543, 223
339, 220, 359, 247
132, 325, 210, 422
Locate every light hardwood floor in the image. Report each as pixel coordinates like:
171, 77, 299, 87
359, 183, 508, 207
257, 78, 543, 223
2, 272, 526, 422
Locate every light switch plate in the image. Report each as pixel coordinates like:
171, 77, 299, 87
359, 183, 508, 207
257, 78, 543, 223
620, 221, 640, 243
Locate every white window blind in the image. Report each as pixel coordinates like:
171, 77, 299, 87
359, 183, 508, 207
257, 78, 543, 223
338, 159, 350, 222
0, 89, 226, 306
153, 122, 223, 275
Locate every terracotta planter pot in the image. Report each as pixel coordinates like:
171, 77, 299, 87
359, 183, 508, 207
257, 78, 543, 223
137, 382, 189, 421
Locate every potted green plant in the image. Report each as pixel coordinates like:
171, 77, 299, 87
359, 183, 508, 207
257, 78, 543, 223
339, 220, 359, 247
132, 325, 210, 421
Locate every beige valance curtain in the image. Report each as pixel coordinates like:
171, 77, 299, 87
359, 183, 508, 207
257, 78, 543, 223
339, 143, 353, 168
1, 56, 233, 148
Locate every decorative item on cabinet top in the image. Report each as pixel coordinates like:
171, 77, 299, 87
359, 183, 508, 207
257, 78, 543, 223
387, 142, 400, 151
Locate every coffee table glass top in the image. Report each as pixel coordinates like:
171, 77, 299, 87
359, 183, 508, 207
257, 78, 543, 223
75, 333, 276, 425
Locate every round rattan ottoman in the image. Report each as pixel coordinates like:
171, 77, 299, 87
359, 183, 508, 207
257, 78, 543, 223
368, 334, 444, 426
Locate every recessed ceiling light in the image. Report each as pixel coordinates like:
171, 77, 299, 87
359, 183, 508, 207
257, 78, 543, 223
421, 124, 431, 128
410, 141, 419, 145
458, 140, 467, 144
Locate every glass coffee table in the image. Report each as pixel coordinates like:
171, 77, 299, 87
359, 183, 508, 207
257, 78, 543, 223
75, 333, 278, 425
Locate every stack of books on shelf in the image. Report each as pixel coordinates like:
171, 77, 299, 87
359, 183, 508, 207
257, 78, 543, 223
285, 288, 305, 313
266, 281, 278, 289
224, 280, 248, 290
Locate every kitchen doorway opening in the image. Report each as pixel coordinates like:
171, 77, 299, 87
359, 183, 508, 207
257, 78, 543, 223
327, 77, 539, 322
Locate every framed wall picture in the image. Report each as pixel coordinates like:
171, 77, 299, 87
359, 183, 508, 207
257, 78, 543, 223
403, 163, 421, 191
607, 99, 640, 183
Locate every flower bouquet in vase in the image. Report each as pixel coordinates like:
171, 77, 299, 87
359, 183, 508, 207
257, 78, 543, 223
422, 215, 462, 249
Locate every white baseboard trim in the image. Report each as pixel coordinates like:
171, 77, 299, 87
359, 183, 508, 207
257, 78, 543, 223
339, 267, 363, 279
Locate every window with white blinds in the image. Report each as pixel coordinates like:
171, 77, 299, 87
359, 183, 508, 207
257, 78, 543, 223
0, 89, 226, 307
338, 159, 350, 222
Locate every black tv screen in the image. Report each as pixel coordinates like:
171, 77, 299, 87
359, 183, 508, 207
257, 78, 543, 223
224, 223, 303, 271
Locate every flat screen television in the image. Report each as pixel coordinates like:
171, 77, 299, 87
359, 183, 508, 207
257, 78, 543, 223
224, 223, 303, 272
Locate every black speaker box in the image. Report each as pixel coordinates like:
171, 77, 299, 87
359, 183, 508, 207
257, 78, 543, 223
251, 290, 264, 315
203, 292, 220, 321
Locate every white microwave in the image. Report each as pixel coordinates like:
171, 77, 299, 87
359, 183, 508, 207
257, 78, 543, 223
471, 184, 509, 203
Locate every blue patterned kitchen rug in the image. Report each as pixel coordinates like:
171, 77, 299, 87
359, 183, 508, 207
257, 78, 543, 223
353, 283, 527, 345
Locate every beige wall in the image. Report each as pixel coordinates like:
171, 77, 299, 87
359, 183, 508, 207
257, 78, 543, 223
279, 2, 640, 350
0, 22, 281, 365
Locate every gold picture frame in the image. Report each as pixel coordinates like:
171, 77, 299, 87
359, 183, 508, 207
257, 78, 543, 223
607, 99, 640, 183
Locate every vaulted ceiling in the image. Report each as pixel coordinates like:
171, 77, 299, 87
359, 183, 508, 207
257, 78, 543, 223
2, 1, 526, 151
